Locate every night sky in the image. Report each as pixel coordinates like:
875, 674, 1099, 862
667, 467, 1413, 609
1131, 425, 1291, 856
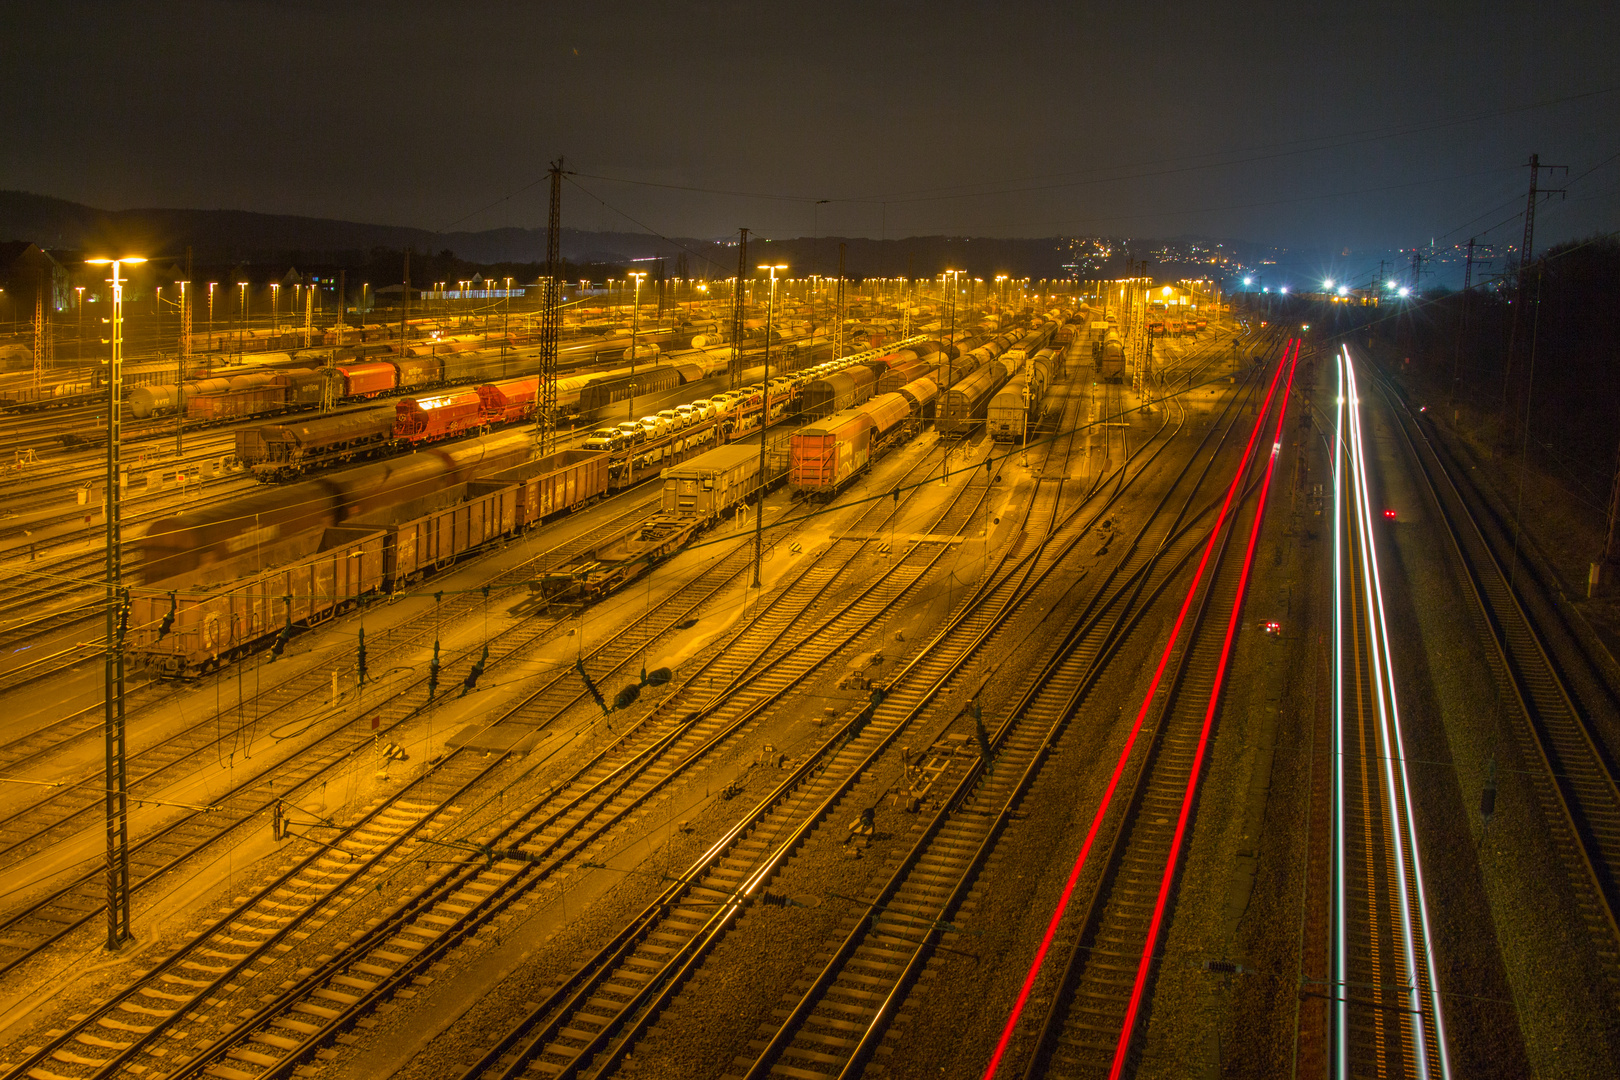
4, 1, 1618, 252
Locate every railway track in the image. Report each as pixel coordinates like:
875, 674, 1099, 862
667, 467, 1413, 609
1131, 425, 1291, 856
986, 338, 1297, 1079
0, 408, 996, 1079
1381, 370, 1620, 1016
1328, 355, 1447, 1078
0, 493, 669, 976
436, 361, 1215, 1080
730, 348, 1267, 1080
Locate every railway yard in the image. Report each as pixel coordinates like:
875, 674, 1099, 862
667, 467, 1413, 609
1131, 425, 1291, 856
1, 279, 1618, 1080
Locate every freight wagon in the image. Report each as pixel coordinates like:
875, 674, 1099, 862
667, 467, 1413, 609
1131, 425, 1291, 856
236, 406, 397, 480
1099, 331, 1126, 383
141, 429, 538, 583
800, 365, 878, 420
790, 392, 911, 497
988, 377, 1032, 442
130, 447, 610, 675
938, 359, 1012, 435
535, 440, 787, 606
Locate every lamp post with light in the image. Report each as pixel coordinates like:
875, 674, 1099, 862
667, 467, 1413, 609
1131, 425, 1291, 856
85, 254, 144, 952
627, 271, 647, 375
941, 270, 964, 484
753, 264, 787, 588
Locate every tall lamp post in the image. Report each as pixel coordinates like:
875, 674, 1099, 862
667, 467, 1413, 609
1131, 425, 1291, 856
753, 263, 787, 588
86, 255, 144, 952
627, 271, 647, 375
941, 270, 964, 484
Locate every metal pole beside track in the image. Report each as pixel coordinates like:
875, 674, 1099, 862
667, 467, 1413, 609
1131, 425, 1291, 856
89, 255, 138, 951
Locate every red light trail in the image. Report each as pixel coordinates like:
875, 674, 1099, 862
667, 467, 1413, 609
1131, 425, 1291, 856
980, 340, 1296, 1080
1106, 338, 1300, 1076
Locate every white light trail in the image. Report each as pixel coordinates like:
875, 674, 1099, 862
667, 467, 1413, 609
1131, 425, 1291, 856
1344, 351, 1452, 1078
1332, 347, 1348, 1079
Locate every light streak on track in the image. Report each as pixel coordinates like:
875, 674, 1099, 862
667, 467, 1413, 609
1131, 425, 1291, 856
1332, 346, 1451, 1079
981, 340, 1295, 1080
1105, 338, 1300, 1077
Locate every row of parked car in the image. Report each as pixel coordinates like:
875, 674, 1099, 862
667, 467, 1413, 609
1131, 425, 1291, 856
579, 384, 769, 451
577, 362, 826, 453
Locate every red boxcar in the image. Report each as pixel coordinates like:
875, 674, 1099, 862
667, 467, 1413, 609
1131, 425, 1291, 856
338, 362, 398, 399
477, 376, 539, 423
395, 389, 484, 443
791, 409, 877, 495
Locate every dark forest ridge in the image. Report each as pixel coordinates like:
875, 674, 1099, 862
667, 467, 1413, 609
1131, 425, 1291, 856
0, 188, 1311, 283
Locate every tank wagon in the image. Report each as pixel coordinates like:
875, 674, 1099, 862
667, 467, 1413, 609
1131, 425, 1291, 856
1099, 330, 1126, 383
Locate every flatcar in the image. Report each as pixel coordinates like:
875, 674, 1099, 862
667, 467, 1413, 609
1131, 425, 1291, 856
536, 440, 786, 606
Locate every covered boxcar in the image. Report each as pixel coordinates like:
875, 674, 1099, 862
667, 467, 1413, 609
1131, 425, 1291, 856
578, 365, 682, 412
800, 365, 878, 420
878, 359, 937, 394
338, 362, 397, 398
896, 376, 939, 421
661, 443, 766, 522
939, 359, 1011, 435
237, 405, 396, 480
395, 389, 484, 443
1099, 331, 1125, 382
988, 377, 1031, 442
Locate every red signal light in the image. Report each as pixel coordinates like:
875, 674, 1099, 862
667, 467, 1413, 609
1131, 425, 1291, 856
1384, 509, 1397, 519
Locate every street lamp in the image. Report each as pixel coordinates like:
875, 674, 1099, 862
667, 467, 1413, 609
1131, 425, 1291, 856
753, 263, 787, 588
627, 271, 647, 374
85, 254, 144, 952
269, 282, 280, 337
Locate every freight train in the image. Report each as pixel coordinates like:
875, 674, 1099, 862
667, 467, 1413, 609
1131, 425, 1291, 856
535, 438, 791, 605
130, 446, 611, 675
789, 379, 935, 499
988, 341, 1064, 442
1098, 330, 1126, 382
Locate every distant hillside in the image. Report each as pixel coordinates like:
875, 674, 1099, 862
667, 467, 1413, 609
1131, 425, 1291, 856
0, 189, 1293, 282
